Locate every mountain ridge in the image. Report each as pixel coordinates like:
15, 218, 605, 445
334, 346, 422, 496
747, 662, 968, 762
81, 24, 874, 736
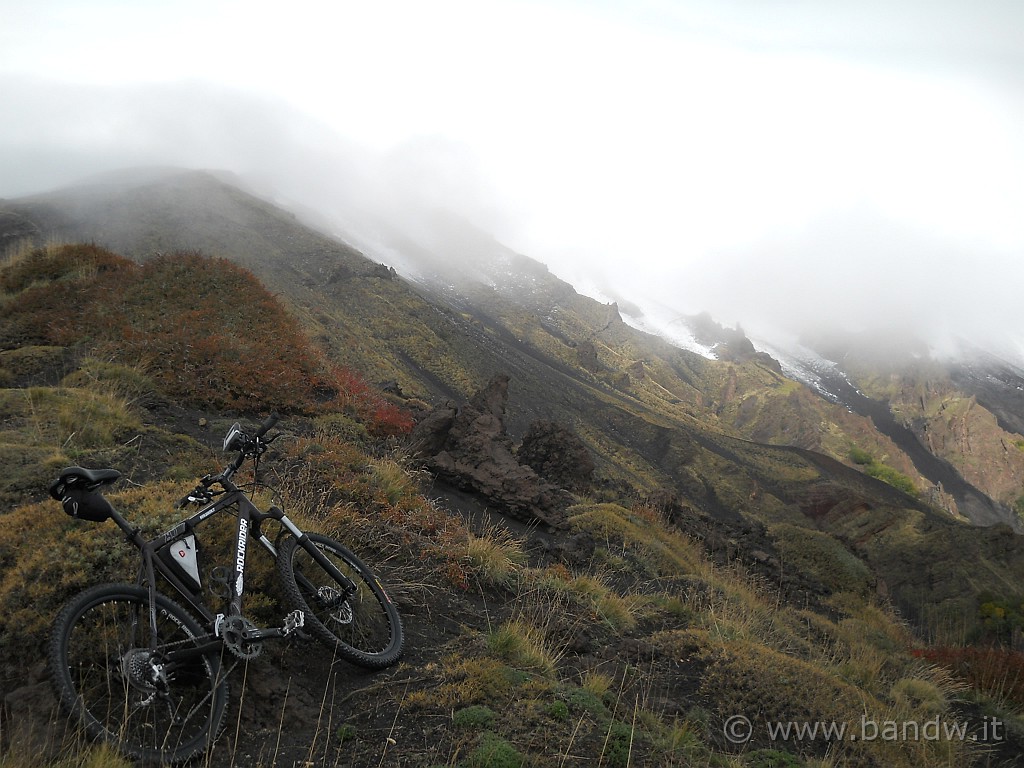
3, 209, 1024, 764
2, 168, 1022, 575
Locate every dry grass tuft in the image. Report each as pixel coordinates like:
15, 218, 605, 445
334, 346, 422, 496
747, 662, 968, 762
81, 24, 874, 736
488, 618, 562, 678
466, 524, 526, 588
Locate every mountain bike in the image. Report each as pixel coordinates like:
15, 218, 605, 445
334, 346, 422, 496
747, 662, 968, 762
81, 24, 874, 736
46, 414, 404, 764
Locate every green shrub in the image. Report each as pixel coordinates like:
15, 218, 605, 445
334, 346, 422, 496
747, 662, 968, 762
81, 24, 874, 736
334, 723, 357, 744
848, 447, 918, 497
849, 446, 874, 465
546, 700, 570, 721
864, 462, 918, 497
772, 524, 873, 596
976, 595, 1024, 644
601, 720, 636, 768
453, 704, 496, 729
465, 732, 524, 768
566, 686, 609, 719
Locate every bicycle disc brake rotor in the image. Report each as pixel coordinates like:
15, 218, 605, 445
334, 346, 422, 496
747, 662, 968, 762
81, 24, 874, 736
317, 585, 353, 626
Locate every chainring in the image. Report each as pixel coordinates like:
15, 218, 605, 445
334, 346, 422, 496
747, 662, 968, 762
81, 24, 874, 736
218, 615, 263, 660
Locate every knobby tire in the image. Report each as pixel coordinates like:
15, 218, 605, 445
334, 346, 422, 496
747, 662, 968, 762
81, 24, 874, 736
278, 533, 404, 669
49, 583, 228, 765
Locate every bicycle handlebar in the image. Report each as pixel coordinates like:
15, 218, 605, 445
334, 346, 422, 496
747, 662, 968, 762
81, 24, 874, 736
254, 412, 279, 439
175, 414, 279, 507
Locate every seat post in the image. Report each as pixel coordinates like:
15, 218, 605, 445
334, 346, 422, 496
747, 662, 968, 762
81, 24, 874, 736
108, 507, 144, 547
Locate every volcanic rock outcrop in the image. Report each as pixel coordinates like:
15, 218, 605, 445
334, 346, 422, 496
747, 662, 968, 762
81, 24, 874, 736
409, 374, 573, 528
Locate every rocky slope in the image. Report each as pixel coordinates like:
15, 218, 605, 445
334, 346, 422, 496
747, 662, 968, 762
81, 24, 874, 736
294, 193, 1024, 533
785, 331, 1024, 528
2, 168, 1023, 607
3, 240, 1024, 766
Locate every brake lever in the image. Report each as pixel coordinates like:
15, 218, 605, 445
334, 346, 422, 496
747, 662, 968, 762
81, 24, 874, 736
175, 474, 225, 508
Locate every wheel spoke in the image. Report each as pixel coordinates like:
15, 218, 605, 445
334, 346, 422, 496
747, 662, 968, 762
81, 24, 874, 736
280, 534, 403, 669
50, 584, 227, 764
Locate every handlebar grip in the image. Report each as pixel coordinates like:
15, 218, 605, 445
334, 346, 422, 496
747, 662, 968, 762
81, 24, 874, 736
254, 412, 279, 439
175, 493, 194, 509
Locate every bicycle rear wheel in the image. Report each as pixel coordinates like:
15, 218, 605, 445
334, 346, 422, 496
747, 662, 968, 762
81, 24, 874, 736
278, 533, 404, 669
49, 583, 227, 765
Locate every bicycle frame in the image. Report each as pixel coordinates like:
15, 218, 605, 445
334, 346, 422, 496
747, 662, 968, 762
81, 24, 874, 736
106, 477, 357, 654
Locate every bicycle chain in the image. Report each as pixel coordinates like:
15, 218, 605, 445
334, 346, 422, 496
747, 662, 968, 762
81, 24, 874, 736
120, 632, 234, 733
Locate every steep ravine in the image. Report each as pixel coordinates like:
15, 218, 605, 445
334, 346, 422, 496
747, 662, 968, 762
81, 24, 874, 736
816, 366, 1016, 529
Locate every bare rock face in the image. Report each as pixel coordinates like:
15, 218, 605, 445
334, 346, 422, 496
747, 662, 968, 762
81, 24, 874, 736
409, 375, 571, 528
407, 401, 458, 458
517, 420, 595, 492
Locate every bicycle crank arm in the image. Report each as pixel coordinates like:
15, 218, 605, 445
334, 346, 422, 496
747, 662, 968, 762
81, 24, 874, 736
220, 609, 306, 643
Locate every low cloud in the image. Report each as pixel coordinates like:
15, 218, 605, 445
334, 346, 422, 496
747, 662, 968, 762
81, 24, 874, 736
2, 0, 1023, 367
611, 207, 1023, 360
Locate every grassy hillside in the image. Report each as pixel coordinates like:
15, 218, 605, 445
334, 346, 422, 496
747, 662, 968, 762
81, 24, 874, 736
1, 244, 1024, 767
3, 174, 1023, 595
0, 172, 952, 476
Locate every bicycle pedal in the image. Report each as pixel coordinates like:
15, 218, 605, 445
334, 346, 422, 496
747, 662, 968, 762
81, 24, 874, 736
282, 609, 305, 636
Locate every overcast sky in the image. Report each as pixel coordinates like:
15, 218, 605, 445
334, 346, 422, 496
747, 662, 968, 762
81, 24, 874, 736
2, 0, 1023, 357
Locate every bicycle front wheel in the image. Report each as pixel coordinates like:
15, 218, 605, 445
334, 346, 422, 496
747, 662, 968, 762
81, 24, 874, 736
49, 583, 227, 765
278, 533, 404, 669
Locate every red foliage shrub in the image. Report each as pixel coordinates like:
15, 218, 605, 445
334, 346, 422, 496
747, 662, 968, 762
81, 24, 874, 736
0, 245, 132, 347
112, 252, 329, 412
912, 646, 1024, 708
1, 245, 412, 433
327, 365, 414, 436
0, 243, 126, 294
368, 400, 415, 437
